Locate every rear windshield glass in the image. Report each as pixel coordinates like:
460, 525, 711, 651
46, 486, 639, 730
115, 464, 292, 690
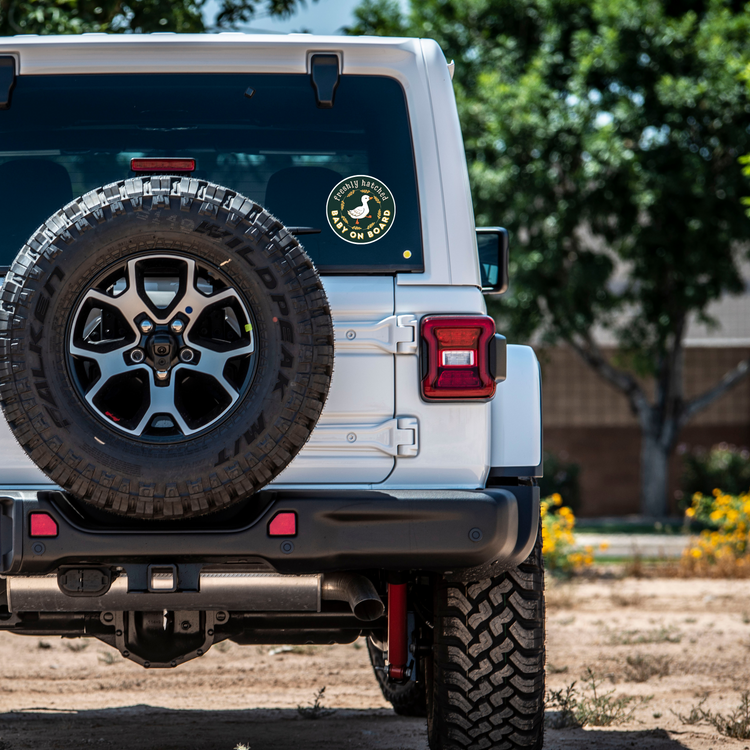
0, 73, 423, 273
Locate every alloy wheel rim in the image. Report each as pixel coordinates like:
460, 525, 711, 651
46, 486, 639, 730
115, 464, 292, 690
67, 253, 257, 441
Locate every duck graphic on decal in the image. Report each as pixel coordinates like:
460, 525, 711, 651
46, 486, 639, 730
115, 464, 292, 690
326, 175, 396, 245
347, 194, 372, 225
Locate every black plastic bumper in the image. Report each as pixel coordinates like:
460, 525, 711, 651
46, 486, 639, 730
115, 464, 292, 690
0, 486, 539, 577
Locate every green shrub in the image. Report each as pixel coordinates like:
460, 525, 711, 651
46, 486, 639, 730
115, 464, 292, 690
680, 443, 750, 508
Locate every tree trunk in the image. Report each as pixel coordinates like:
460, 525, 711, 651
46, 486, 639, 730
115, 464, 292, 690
640, 429, 670, 518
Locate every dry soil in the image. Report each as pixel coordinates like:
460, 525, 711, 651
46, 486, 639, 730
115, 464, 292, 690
1, 577, 749, 749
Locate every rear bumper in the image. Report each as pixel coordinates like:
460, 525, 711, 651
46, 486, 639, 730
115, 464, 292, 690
0, 486, 539, 577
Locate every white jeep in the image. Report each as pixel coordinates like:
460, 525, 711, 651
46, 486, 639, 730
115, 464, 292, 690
0, 33, 544, 750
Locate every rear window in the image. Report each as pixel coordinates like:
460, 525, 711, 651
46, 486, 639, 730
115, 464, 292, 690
0, 72, 423, 273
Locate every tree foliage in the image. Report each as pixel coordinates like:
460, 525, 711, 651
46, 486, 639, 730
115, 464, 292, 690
0, 0, 312, 35
350, 0, 750, 514
352, 0, 750, 359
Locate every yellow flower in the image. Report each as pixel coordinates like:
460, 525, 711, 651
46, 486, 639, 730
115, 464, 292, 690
691, 548, 702, 559
685, 507, 695, 518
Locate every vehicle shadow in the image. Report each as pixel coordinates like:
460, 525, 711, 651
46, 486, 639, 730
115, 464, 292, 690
545, 726, 695, 749
0, 705, 700, 750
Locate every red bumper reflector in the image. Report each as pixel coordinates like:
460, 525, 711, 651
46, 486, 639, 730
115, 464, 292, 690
29, 512, 58, 538
268, 511, 297, 537
131, 158, 196, 173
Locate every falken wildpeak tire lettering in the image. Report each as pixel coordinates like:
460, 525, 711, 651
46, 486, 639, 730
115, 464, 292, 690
0, 177, 333, 520
426, 526, 545, 750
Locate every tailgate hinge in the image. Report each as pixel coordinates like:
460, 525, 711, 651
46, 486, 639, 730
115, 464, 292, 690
306, 417, 419, 458
335, 314, 417, 354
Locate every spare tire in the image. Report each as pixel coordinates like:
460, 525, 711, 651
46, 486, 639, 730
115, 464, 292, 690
0, 177, 333, 519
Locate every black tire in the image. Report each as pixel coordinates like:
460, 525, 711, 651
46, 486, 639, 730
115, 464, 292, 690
426, 529, 545, 750
367, 636, 427, 717
0, 177, 333, 519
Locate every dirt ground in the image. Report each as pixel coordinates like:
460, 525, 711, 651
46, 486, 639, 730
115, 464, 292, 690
1, 577, 750, 750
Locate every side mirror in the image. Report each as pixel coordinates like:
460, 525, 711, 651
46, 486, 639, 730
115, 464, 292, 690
476, 227, 509, 295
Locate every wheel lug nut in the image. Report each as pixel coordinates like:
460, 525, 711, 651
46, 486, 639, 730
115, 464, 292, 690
156, 370, 168, 381
139, 319, 154, 334
130, 348, 145, 363
179, 349, 195, 363
170, 319, 185, 334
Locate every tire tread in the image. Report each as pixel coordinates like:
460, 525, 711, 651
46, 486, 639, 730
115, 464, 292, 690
427, 528, 545, 750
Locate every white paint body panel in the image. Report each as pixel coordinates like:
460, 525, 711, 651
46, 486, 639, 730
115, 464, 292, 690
490, 346, 543, 470
272, 276, 396, 485
0, 35, 542, 491
385, 285, 490, 489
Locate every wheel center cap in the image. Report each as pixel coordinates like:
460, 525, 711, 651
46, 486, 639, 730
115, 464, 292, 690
147, 331, 176, 370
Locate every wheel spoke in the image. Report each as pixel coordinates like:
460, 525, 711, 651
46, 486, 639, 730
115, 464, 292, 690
80, 260, 146, 335
69, 341, 136, 402
189, 341, 254, 397
133, 372, 193, 437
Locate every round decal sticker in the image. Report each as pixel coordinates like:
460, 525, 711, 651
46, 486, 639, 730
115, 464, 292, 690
326, 175, 396, 245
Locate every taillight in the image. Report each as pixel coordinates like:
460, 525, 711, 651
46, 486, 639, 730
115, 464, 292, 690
421, 315, 496, 400
131, 158, 195, 173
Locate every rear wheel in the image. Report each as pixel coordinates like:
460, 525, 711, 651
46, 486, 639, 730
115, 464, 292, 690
367, 636, 426, 717
426, 530, 545, 750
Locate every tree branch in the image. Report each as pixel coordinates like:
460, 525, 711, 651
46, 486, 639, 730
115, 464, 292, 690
567, 334, 652, 425
680, 356, 750, 428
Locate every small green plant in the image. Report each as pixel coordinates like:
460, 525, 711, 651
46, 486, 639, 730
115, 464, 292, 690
673, 693, 750, 739
37, 639, 52, 650
608, 625, 682, 646
297, 686, 336, 720
64, 640, 89, 653
545, 669, 650, 728
98, 650, 118, 665
623, 654, 671, 683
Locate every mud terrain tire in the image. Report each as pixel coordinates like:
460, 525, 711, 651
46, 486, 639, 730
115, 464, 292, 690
0, 177, 333, 520
426, 528, 545, 750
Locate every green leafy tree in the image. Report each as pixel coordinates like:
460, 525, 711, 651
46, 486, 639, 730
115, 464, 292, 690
349, 0, 750, 516
0, 0, 313, 35
741, 63, 750, 218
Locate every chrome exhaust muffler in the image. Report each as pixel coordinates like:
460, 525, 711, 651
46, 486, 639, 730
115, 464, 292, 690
5, 570, 384, 621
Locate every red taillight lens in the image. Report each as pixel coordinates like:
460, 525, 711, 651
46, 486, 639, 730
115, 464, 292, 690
130, 158, 196, 173
29, 512, 58, 538
421, 315, 496, 400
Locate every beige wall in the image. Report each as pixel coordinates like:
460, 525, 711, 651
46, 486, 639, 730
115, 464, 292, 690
539, 346, 750, 515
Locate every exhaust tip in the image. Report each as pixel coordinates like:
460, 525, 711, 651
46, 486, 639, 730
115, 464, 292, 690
353, 597, 385, 622
321, 573, 385, 622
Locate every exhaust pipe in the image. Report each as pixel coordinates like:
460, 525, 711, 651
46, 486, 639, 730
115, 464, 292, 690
6, 571, 384, 621
321, 572, 384, 622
